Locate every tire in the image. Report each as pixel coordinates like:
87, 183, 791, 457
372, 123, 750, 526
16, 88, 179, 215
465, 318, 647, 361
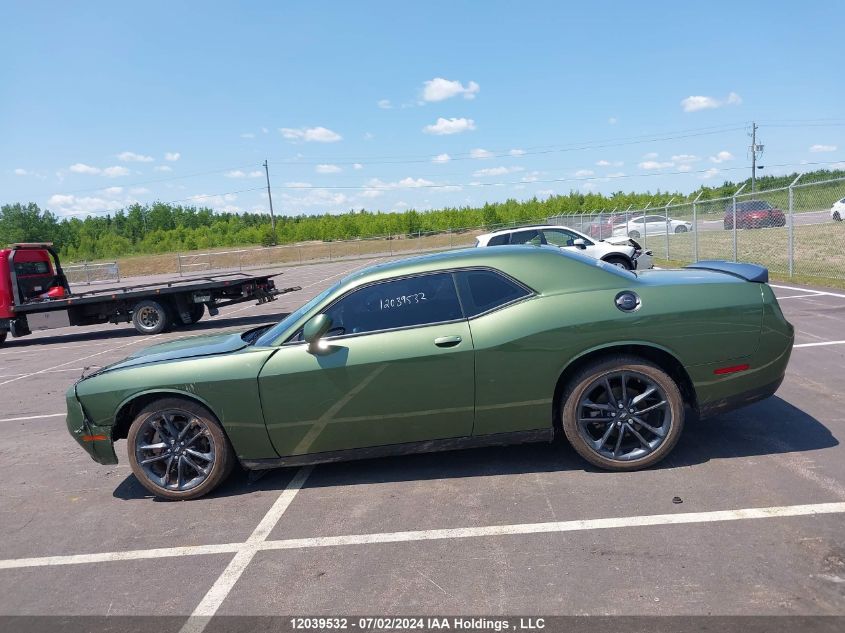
628, 230, 640, 239
560, 355, 685, 471
132, 299, 172, 335
674, 225, 688, 233
127, 397, 235, 500
834, 211, 842, 222
0, 331, 6, 347
603, 256, 632, 271
187, 303, 205, 324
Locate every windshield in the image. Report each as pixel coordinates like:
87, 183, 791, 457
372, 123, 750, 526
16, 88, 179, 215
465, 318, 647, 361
254, 281, 341, 346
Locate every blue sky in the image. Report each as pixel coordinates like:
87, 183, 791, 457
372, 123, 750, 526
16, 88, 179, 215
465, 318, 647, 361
3, 0, 844, 218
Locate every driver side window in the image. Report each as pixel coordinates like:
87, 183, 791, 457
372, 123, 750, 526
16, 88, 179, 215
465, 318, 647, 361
321, 272, 463, 338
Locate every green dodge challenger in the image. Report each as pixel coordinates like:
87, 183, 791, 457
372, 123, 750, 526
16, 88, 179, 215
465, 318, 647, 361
66, 246, 794, 500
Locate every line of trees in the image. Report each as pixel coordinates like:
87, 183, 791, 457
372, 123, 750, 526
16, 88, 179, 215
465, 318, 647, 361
2, 169, 842, 263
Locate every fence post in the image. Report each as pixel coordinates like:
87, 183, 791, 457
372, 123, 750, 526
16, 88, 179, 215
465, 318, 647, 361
177, 253, 183, 276
84, 262, 90, 284
625, 204, 632, 236
664, 197, 675, 261
641, 202, 652, 249
692, 191, 703, 263
731, 183, 747, 262
598, 211, 604, 239
449, 227, 453, 248
788, 174, 802, 277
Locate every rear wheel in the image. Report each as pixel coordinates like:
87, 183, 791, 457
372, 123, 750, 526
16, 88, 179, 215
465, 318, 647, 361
0, 331, 6, 347
560, 356, 685, 470
132, 299, 171, 335
127, 398, 235, 500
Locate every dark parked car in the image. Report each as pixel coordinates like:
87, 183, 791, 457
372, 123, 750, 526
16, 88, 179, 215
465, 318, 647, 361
723, 200, 786, 230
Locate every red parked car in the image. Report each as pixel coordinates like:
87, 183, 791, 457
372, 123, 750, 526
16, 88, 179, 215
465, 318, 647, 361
723, 200, 786, 230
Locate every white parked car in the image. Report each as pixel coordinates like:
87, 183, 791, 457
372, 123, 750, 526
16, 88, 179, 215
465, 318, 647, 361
475, 224, 653, 271
611, 214, 693, 239
832, 197, 845, 221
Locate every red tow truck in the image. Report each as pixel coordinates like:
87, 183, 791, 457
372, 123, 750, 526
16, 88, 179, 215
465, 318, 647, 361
0, 243, 300, 346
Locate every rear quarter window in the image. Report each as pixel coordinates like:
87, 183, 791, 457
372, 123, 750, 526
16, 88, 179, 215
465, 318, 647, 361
456, 269, 531, 317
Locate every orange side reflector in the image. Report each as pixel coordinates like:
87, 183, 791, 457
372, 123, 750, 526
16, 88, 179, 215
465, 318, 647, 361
714, 364, 750, 375
81, 434, 107, 442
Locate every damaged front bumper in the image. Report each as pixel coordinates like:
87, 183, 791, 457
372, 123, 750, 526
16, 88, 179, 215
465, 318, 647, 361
65, 385, 118, 465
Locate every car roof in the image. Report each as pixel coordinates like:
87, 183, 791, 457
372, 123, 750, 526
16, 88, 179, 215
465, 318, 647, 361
338, 244, 610, 292
481, 224, 569, 237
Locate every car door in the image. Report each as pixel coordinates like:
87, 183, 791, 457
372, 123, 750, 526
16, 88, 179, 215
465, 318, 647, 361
257, 272, 475, 457
539, 228, 599, 257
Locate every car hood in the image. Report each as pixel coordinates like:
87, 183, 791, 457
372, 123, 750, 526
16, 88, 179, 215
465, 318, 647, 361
91, 332, 249, 375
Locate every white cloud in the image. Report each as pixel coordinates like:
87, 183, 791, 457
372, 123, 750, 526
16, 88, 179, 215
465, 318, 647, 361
575, 169, 595, 178
596, 159, 624, 167
102, 186, 123, 195
638, 160, 673, 170
316, 164, 343, 174
709, 151, 734, 163
130, 187, 150, 195
377, 99, 393, 109
103, 166, 130, 178
69, 163, 101, 175
261, 127, 269, 134
280, 189, 349, 210
681, 91, 742, 112
432, 153, 451, 164
284, 182, 312, 188
240, 132, 256, 139
13, 168, 31, 176
521, 171, 543, 182
154, 165, 172, 172
225, 169, 263, 178
596, 160, 611, 167
164, 152, 181, 161
473, 166, 523, 177
47, 192, 140, 217
642, 152, 659, 160
607, 172, 626, 178
188, 193, 239, 212
353, 163, 364, 170
509, 149, 526, 156
672, 154, 699, 163
280, 126, 342, 142
809, 144, 837, 153
117, 151, 153, 163
366, 177, 435, 190
608, 117, 618, 125
700, 168, 721, 179
423, 117, 476, 135
470, 148, 493, 159
678, 165, 692, 173
360, 189, 383, 198
422, 77, 480, 102
363, 132, 374, 141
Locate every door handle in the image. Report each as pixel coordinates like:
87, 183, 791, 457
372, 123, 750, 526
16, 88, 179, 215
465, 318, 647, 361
434, 335, 462, 348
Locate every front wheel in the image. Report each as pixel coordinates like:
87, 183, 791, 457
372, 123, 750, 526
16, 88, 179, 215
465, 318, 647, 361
674, 225, 688, 233
127, 398, 235, 500
603, 256, 632, 271
560, 356, 685, 470
834, 211, 842, 222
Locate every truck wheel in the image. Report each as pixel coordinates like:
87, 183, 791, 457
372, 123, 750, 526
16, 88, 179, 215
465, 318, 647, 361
0, 332, 6, 347
132, 299, 172, 335
186, 303, 204, 324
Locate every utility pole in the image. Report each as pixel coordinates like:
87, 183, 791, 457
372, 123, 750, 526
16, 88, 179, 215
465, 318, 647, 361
749, 122, 763, 195
263, 159, 276, 243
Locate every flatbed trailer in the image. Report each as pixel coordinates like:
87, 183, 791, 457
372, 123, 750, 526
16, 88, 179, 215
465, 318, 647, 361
0, 243, 301, 345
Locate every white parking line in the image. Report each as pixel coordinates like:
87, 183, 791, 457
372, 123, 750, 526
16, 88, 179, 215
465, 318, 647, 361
793, 340, 845, 348
0, 335, 160, 388
0, 500, 842, 572
0, 368, 86, 379
178, 465, 313, 633
771, 284, 845, 299
776, 294, 828, 300
0, 413, 64, 423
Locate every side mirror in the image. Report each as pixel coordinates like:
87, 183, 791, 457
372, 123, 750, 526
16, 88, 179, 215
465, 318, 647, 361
303, 314, 332, 352
572, 238, 587, 250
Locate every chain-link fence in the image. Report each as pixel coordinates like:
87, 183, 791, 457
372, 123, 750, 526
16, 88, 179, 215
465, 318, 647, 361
173, 175, 845, 285
64, 261, 120, 285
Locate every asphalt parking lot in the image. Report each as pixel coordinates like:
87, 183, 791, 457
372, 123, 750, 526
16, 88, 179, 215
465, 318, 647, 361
0, 258, 844, 629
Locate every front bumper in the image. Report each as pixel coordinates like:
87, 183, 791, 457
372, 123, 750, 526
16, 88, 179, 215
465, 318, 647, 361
65, 387, 118, 465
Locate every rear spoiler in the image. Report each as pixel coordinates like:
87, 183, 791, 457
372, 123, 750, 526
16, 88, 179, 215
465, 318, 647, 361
685, 260, 768, 283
